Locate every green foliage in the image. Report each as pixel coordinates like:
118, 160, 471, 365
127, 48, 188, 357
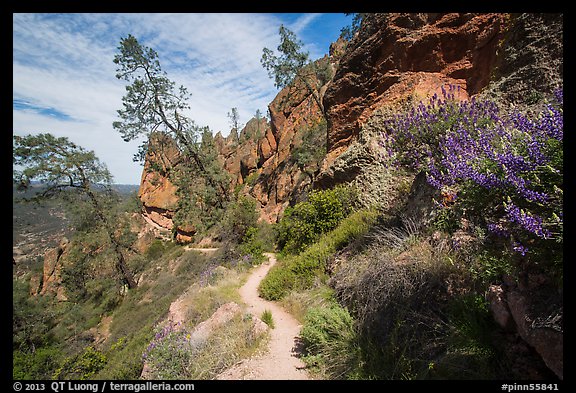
300, 303, 361, 379
292, 119, 327, 173
13, 278, 60, 353
97, 331, 151, 379
244, 171, 259, 187
53, 346, 107, 380
13, 133, 139, 289
261, 25, 330, 118
469, 251, 515, 287
113, 34, 193, 153
114, 34, 230, 226
175, 249, 213, 277
219, 195, 259, 244
261, 309, 275, 329
260, 208, 378, 300
276, 186, 358, 254
261, 25, 309, 90
340, 13, 369, 41
145, 239, 172, 260
431, 204, 460, 234
13, 346, 62, 380
238, 226, 265, 264
172, 128, 231, 234
13, 133, 112, 190
429, 294, 502, 379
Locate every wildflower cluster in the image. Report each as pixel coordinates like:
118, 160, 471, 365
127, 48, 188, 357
142, 322, 195, 379
382, 85, 563, 257
198, 264, 218, 287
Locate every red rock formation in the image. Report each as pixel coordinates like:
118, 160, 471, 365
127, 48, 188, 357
138, 132, 180, 230
209, 62, 330, 223
321, 13, 508, 166
39, 238, 69, 301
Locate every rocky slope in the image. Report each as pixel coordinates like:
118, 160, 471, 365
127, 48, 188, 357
139, 13, 563, 228
20, 12, 562, 380
135, 13, 562, 378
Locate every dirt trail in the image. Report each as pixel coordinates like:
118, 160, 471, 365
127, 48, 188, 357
216, 252, 311, 380
182, 246, 219, 253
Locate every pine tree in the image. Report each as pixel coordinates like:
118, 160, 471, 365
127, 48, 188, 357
113, 34, 230, 212
13, 133, 138, 289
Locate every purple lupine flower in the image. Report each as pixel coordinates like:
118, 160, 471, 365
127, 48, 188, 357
504, 201, 552, 239
513, 242, 528, 256
487, 222, 510, 237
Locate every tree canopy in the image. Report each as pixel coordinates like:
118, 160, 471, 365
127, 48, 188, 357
113, 34, 230, 228
13, 133, 138, 289
261, 25, 333, 120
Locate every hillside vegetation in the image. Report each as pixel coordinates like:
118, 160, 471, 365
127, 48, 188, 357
13, 13, 562, 381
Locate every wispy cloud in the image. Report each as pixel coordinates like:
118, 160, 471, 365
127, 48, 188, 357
13, 13, 346, 184
290, 13, 323, 34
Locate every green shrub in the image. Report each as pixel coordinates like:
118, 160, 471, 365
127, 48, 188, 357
292, 119, 327, 172
13, 346, 62, 380
259, 209, 378, 300
276, 185, 358, 254
219, 195, 259, 244
261, 309, 275, 329
469, 251, 515, 287
428, 294, 502, 379
53, 345, 107, 380
238, 226, 265, 264
145, 239, 171, 260
300, 303, 361, 379
244, 171, 260, 187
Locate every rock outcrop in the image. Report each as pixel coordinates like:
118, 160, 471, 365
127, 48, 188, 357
487, 276, 563, 380
138, 132, 181, 231
35, 237, 69, 301
317, 13, 508, 187
138, 133, 199, 242
139, 57, 334, 224
479, 13, 563, 105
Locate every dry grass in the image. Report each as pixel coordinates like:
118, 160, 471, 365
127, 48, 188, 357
327, 218, 479, 379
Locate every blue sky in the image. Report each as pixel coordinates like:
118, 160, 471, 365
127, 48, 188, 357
13, 13, 352, 185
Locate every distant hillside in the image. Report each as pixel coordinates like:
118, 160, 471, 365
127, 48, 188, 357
12, 183, 139, 268
111, 184, 140, 195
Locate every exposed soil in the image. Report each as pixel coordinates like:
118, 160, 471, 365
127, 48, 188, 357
216, 252, 311, 380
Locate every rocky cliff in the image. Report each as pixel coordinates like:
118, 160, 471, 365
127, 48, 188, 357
134, 12, 563, 379
138, 12, 562, 225
139, 56, 334, 226
29, 237, 69, 301
316, 13, 509, 190
138, 132, 181, 231
219, 61, 330, 223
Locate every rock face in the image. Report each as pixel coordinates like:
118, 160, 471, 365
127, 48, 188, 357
487, 277, 563, 379
139, 58, 333, 224
138, 133, 199, 243
138, 132, 181, 231
37, 237, 69, 301
480, 13, 563, 105
319, 13, 508, 181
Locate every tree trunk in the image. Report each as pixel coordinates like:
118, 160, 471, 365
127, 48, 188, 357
113, 243, 137, 289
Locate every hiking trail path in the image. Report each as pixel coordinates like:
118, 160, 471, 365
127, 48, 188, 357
216, 252, 311, 380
